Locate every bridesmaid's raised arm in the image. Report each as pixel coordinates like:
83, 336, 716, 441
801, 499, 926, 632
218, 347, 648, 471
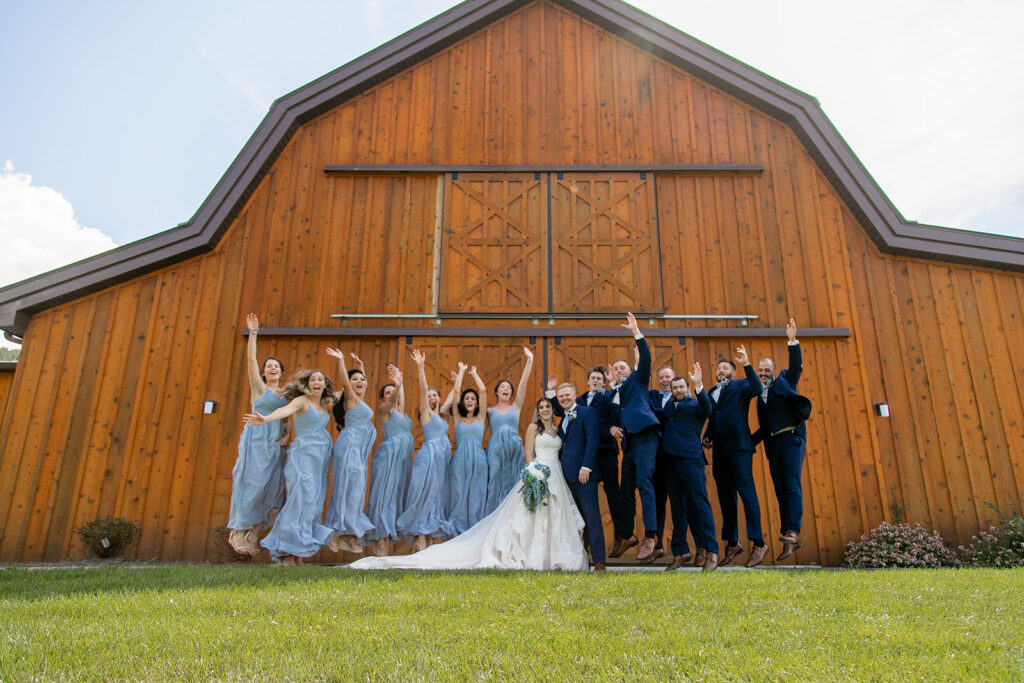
513, 347, 535, 414
245, 313, 267, 403
411, 348, 431, 425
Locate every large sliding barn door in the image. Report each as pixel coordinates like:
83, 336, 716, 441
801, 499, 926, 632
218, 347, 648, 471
551, 174, 662, 313
440, 173, 663, 314
441, 175, 547, 312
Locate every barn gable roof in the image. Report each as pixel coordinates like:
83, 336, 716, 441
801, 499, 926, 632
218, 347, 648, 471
3, 0, 1022, 336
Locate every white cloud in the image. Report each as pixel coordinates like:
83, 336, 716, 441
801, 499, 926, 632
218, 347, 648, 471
0, 161, 117, 289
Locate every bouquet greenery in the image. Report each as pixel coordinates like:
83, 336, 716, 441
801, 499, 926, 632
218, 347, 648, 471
520, 461, 552, 513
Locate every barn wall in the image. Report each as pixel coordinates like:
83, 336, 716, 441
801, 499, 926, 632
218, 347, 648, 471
1, 0, 1022, 564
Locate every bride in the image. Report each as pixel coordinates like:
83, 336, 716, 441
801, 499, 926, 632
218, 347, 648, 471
349, 397, 589, 571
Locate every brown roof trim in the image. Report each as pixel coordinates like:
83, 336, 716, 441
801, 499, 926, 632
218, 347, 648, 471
1, 0, 1022, 336
0, 361, 17, 373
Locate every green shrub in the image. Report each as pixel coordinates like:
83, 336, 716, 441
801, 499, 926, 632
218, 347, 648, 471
960, 498, 1024, 568
75, 516, 139, 558
843, 521, 960, 568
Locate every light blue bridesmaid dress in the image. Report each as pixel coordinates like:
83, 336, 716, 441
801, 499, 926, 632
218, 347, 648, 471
324, 399, 376, 539
361, 409, 414, 544
446, 418, 487, 535
228, 388, 288, 531
397, 414, 454, 540
260, 405, 334, 558
484, 408, 525, 514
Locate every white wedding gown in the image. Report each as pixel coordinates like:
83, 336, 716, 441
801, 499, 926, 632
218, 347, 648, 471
349, 433, 590, 571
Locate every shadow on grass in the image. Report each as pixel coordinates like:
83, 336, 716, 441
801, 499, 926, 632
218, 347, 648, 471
0, 563, 551, 601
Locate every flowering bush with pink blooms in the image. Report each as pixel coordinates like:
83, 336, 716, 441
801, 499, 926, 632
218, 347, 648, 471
960, 516, 1024, 568
843, 521, 960, 568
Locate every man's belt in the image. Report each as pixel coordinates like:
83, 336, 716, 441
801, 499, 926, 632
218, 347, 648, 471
769, 426, 796, 437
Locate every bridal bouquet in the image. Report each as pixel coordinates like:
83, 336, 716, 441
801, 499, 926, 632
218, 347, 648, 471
520, 461, 552, 513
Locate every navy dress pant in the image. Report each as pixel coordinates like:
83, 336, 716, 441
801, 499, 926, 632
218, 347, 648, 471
597, 445, 631, 540
667, 457, 717, 554
620, 428, 659, 535
711, 449, 763, 545
569, 479, 607, 565
653, 447, 672, 550
765, 432, 806, 535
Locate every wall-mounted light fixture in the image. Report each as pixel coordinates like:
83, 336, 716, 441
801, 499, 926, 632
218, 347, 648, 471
203, 400, 218, 415
874, 402, 889, 418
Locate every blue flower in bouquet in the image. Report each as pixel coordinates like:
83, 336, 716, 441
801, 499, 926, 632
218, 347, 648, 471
520, 461, 552, 512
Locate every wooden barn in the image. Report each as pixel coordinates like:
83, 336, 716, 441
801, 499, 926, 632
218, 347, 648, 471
2, 0, 1023, 566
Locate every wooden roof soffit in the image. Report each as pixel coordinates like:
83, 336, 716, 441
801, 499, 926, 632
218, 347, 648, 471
1, 0, 1022, 336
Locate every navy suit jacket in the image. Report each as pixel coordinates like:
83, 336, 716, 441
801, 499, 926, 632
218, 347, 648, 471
703, 363, 761, 453
660, 389, 713, 460
557, 403, 601, 483
753, 343, 812, 445
576, 389, 618, 450
611, 336, 661, 435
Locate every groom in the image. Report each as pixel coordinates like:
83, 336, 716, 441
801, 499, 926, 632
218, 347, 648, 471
554, 382, 607, 571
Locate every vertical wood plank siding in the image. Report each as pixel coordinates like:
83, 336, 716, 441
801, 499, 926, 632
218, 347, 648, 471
1, 0, 1021, 563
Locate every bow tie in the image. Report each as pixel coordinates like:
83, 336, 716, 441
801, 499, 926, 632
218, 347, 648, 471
761, 380, 772, 401
681, 393, 694, 401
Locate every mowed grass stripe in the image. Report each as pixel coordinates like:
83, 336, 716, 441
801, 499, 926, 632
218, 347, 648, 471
1, 566, 1022, 680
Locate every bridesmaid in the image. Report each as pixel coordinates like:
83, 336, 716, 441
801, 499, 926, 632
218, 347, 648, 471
244, 369, 336, 566
483, 347, 535, 514
397, 348, 456, 551
361, 364, 414, 557
228, 313, 288, 556
324, 348, 376, 554
446, 362, 488, 535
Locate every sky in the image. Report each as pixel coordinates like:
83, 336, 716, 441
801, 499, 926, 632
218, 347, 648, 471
1, 0, 1023, 304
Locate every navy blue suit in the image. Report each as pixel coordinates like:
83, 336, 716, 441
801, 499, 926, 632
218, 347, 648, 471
704, 363, 763, 546
753, 342, 812, 536
661, 389, 717, 554
613, 336, 661, 537
576, 389, 631, 540
650, 388, 674, 551
557, 403, 606, 564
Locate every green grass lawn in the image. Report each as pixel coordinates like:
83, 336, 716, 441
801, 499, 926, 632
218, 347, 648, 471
1, 565, 1022, 681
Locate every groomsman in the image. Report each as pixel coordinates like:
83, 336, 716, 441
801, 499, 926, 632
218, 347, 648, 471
702, 345, 766, 567
649, 365, 676, 560
660, 363, 718, 571
553, 383, 606, 570
753, 319, 812, 561
548, 369, 636, 556
610, 313, 662, 563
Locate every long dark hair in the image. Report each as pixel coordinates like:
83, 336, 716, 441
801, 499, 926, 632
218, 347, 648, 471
261, 356, 285, 383
534, 397, 555, 434
457, 388, 480, 417
494, 379, 513, 398
333, 368, 366, 429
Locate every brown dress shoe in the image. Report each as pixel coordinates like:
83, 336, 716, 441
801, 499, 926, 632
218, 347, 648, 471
702, 553, 719, 571
611, 536, 638, 558
720, 543, 744, 566
776, 533, 802, 561
636, 537, 657, 563
609, 539, 624, 558
593, 563, 606, 572
694, 548, 706, 567
665, 554, 690, 571
654, 548, 665, 560
746, 543, 769, 567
